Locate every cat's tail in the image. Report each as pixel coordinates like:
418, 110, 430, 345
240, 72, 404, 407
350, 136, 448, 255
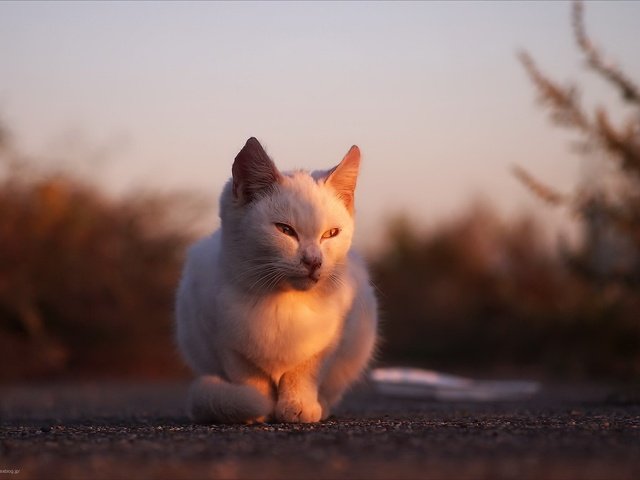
187, 375, 273, 424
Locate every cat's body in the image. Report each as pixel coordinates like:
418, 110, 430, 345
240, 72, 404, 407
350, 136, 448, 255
175, 138, 377, 423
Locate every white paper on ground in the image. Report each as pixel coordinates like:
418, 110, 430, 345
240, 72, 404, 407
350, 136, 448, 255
370, 367, 540, 401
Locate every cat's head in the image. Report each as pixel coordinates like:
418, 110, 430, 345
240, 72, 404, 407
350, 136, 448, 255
220, 137, 360, 293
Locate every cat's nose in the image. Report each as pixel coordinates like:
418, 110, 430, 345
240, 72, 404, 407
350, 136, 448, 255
301, 255, 322, 273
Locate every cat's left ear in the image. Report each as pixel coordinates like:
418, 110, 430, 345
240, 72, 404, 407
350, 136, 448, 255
326, 145, 360, 215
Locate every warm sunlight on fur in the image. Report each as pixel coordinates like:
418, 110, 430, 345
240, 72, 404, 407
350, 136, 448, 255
175, 138, 378, 424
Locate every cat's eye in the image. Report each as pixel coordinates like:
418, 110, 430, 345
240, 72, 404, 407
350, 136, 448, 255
275, 223, 297, 238
322, 228, 340, 239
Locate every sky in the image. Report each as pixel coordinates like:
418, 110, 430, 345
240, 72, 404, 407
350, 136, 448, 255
1, 1, 639, 247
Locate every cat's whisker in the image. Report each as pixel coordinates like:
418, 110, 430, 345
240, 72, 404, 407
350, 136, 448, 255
248, 264, 290, 294
251, 272, 279, 295
245, 267, 280, 294
262, 271, 286, 294
231, 262, 281, 286
328, 272, 346, 290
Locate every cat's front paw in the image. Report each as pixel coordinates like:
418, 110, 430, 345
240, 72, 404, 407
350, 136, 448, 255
275, 397, 322, 423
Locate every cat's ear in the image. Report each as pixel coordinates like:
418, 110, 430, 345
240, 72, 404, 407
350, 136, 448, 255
232, 137, 281, 204
325, 145, 360, 215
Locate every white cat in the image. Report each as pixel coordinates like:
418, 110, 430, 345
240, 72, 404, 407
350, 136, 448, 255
175, 138, 378, 423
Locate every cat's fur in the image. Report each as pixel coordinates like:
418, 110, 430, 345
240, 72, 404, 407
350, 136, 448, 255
175, 138, 378, 423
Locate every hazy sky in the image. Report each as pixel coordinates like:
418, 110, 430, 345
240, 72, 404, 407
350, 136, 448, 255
1, 1, 639, 245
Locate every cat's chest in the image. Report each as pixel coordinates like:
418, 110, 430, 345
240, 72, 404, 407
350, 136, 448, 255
227, 289, 350, 372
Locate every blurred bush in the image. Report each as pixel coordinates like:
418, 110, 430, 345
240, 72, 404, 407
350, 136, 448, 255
517, 1, 640, 285
370, 205, 640, 379
0, 123, 199, 381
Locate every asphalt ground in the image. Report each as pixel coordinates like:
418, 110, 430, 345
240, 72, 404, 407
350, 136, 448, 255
1, 381, 639, 480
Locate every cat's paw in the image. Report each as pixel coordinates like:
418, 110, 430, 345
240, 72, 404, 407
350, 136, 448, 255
275, 397, 322, 423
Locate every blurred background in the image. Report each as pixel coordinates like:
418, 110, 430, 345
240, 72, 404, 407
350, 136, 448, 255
1, 1, 639, 383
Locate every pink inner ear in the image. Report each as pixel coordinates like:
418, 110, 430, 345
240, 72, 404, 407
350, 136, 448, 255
326, 145, 360, 214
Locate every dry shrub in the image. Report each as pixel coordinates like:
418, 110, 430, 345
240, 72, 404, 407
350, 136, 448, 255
517, 1, 640, 283
0, 130, 199, 381
371, 205, 640, 379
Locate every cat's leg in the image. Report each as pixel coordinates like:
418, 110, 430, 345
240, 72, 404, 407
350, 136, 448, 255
224, 351, 278, 422
275, 354, 324, 423
188, 375, 271, 424
188, 353, 276, 424
275, 289, 377, 423
318, 292, 377, 420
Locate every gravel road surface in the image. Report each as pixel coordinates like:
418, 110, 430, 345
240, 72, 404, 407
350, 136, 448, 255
1, 382, 639, 479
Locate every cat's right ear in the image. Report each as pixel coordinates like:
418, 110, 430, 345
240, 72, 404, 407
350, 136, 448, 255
232, 137, 281, 204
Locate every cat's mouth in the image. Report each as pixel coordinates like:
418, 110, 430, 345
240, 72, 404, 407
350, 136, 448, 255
287, 273, 320, 291
307, 271, 321, 282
